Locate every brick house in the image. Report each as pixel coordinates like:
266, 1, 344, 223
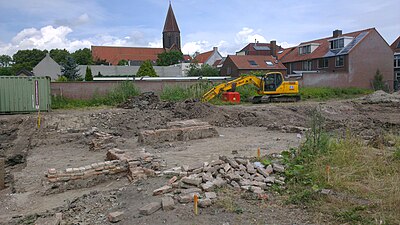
220, 55, 287, 77
390, 36, 400, 90
236, 40, 283, 58
281, 28, 394, 90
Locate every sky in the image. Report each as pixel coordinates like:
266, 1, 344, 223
0, 0, 399, 57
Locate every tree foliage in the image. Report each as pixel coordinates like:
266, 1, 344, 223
85, 66, 93, 81
50, 49, 70, 65
0, 55, 12, 67
72, 48, 93, 65
94, 58, 109, 65
118, 59, 128, 66
156, 51, 183, 66
61, 56, 81, 81
136, 60, 158, 77
372, 69, 387, 91
187, 62, 220, 77
12, 49, 47, 74
0, 67, 12, 76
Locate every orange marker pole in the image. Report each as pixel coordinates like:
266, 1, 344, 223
194, 194, 198, 215
326, 165, 331, 183
257, 148, 261, 159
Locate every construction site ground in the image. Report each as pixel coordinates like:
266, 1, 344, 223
0, 92, 399, 224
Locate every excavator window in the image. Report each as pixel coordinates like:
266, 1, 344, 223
264, 73, 282, 92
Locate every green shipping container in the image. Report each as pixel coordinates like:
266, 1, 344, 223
0, 76, 51, 113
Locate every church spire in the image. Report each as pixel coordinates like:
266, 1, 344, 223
162, 2, 181, 50
163, 3, 180, 33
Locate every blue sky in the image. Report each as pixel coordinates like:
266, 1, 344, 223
0, 0, 398, 56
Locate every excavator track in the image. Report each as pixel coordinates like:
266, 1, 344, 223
251, 95, 301, 104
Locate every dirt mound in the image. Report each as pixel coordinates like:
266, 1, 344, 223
166, 100, 242, 127
361, 90, 400, 104
118, 92, 160, 109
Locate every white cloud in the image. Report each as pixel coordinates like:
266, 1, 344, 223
235, 27, 267, 44
148, 39, 162, 48
0, 25, 155, 55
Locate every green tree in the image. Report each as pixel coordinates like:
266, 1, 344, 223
0, 67, 12, 76
94, 58, 109, 65
187, 62, 219, 77
0, 55, 12, 67
372, 69, 386, 91
156, 50, 183, 66
72, 48, 93, 65
61, 56, 81, 81
118, 59, 129, 66
50, 49, 70, 65
85, 66, 93, 81
12, 49, 47, 74
136, 60, 158, 77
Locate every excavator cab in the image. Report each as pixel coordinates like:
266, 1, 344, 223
263, 73, 283, 92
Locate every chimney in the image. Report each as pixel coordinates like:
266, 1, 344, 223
213, 47, 218, 52
333, 29, 342, 38
270, 40, 277, 58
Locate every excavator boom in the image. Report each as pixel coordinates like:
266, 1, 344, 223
201, 75, 263, 102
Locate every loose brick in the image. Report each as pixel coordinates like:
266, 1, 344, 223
161, 197, 175, 210
139, 202, 161, 215
153, 185, 173, 196
108, 211, 124, 223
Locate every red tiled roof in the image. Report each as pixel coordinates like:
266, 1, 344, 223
163, 4, 180, 33
194, 50, 213, 63
183, 55, 192, 62
277, 47, 295, 60
212, 59, 222, 67
92, 46, 164, 65
228, 55, 286, 70
391, 36, 400, 53
281, 28, 374, 63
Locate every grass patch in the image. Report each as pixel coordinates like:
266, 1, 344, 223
300, 87, 373, 100
160, 81, 214, 102
52, 81, 140, 109
215, 188, 244, 214
283, 108, 400, 224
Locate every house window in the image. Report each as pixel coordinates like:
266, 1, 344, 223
335, 56, 344, 67
299, 45, 311, 55
265, 61, 273, 66
248, 60, 258, 66
318, 58, 329, 68
302, 61, 312, 71
330, 38, 345, 49
227, 66, 232, 75
394, 55, 400, 68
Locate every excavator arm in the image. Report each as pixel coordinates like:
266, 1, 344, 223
201, 75, 263, 102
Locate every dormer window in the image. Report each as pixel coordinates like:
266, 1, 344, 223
329, 36, 354, 50
299, 45, 311, 55
298, 43, 320, 55
330, 38, 344, 49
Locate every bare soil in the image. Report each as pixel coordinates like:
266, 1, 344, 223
0, 93, 399, 224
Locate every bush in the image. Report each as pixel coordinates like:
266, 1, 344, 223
85, 66, 93, 81
137, 60, 157, 77
56, 76, 68, 82
372, 69, 386, 91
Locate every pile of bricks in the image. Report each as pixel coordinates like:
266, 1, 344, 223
139, 154, 286, 215
88, 130, 116, 151
44, 148, 164, 194
138, 119, 219, 145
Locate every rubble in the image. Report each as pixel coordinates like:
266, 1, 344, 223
138, 119, 219, 145
43, 148, 163, 194
139, 202, 162, 215
361, 90, 400, 104
108, 211, 124, 223
89, 130, 116, 151
161, 196, 175, 210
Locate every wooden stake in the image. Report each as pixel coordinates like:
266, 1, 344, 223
257, 148, 261, 159
194, 194, 198, 215
326, 165, 331, 183
37, 109, 41, 129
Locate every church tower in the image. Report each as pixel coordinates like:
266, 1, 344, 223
163, 3, 181, 51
